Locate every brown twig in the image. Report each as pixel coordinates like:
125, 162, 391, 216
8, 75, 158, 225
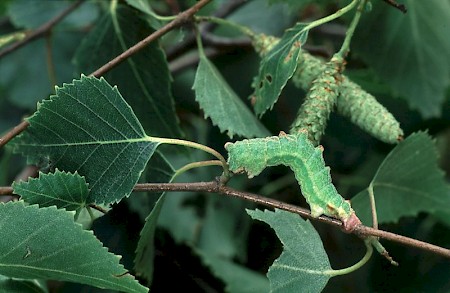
1, 180, 449, 258
0, 187, 14, 195
138, 182, 450, 259
166, 0, 248, 60
90, 0, 212, 77
0, 1, 83, 146
0, 0, 213, 148
381, 0, 407, 13
88, 204, 108, 214
0, 120, 30, 148
0, 0, 84, 59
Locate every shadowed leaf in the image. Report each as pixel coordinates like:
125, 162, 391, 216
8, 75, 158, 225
0, 201, 148, 293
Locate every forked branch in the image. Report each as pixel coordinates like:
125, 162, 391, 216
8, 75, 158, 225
1, 180, 449, 259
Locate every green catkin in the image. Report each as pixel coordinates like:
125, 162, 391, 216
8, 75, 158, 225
225, 132, 354, 222
290, 56, 343, 145
252, 34, 404, 144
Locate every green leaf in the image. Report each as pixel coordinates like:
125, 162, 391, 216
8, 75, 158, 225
353, 0, 450, 118
227, 1, 296, 36
352, 132, 450, 224
74, 5, 182, 138
8, 0, 98, 30
197, 251, 269, 293
124, 0, 154, 15
252, 23, 308, 116
0, 201, 148, 293
12, 170, 89, 211
134, 194, 165, 285
127, 151, 175, 221
133, 153, 175, 285
247, 209, 331, 293
0, 275, 48, 293
193, 52, 270, 138
10, 75, 159, 205
134, 193, 166, 286
0, 32, 84, 110
197, 196, 250, 260
124, 0, 161, 26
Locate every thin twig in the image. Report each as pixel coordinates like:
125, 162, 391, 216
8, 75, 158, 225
1, 180, 449, 258
0, 0, 213, 147
0, 0, 84, 59
166, 0, 248, 60
381, 0, 407, 13
137, 182, 450, 259
90, 0, 212, 77
88, 204, 108, 214
136, 182, 450, 258
0, 120, 30, 148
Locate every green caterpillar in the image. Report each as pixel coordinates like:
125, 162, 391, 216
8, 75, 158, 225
290, 56, 343, 145
225, 131, 360, 231
252, 34, 404, 144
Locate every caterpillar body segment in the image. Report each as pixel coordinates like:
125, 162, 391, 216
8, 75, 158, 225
225, 132, 355, 225
251, 34, 404, 144
290, 57, 343, 145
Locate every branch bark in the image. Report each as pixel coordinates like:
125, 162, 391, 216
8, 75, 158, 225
90, 0, 212, 77
0, 0, 213, 148
0, 120, 30, 148
2, 180, 450, 259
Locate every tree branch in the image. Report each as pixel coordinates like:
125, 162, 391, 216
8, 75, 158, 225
0, 120, 30, 148
136, 182, 450, 260
0, 0, 213, 148
90, 0, 212, 77
166, 0, 248, 60
2, 180, 449, 259
0, 0, 84, 59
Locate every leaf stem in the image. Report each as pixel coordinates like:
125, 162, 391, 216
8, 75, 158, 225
327, 239, 373, 276
86, 206, 95, 222
45, 33, 57, 87
302, 0, 359, 32
368, 183, 379, 230
149, 137, 230, 178
173, 160, 223, 180
194, 24, 206, 57
336, 0, 367, 59
368, 236, 398, 266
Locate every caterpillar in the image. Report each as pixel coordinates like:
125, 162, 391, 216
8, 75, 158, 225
225, 131, 360, 231
290, 56, 343, 145
251, 34, 404, 144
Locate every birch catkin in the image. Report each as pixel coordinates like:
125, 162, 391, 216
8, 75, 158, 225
252, 34, 404, 144
290, 57, 343, 145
